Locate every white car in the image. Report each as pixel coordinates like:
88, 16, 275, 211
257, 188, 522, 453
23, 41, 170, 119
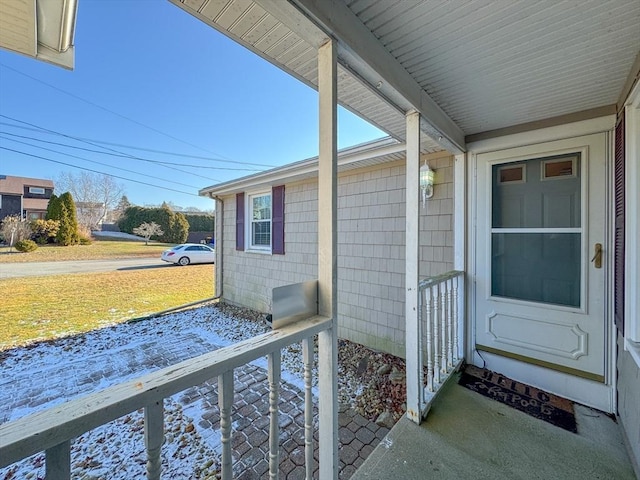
161, 243, 215, 266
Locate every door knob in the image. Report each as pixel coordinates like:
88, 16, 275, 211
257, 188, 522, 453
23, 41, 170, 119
591, 243, 602, 269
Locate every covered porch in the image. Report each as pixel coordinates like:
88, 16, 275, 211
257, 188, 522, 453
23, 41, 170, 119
1, 0, 639, 478
353, 378, 636, 480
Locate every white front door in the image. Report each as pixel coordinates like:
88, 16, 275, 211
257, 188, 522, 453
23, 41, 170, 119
473, 133, 611, 410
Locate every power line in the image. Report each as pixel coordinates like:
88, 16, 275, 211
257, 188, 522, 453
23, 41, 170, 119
0, 115, 220, 182
0, 146, 205, 198
0, 121, 278, 168
0, 134, 205, 190
0, 62, 242, 162
0, 131, 262, 172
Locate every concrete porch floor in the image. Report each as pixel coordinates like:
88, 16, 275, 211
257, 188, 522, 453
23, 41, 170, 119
351, 378, 637, 480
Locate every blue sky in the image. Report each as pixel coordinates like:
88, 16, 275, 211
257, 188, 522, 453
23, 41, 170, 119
0, 1, 383, 211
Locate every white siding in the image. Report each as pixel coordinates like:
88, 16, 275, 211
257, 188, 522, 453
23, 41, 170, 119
221, 155, 454, 357
618, 334, 640, 473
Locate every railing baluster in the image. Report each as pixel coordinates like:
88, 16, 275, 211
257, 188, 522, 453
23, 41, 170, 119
268, 351, 281, 480
302, 337, 314, 479
219, 370, 234, 480
452, 276, 459, 362
433, 283, 441, 385
424, 287, 433, 392
440, 282, 447, 374
447, 278, 453, 369
46, 440, 70, 480
144, 400, 164, 480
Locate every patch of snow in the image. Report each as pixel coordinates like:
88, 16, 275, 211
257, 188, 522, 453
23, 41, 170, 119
91, 231, 147, 241
0, 304, 315, 479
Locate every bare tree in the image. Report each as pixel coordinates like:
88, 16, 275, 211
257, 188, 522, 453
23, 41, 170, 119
56, 172, 125, 230
132, 222, 164, 245
0, 215, 32, 248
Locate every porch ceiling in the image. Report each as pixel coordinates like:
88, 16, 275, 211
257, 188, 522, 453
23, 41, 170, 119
172, 0, 640, 151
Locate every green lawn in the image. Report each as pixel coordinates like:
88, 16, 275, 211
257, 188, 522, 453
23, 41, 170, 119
0, 240, 172, 263
0, 238, 216, 350
0, 265, 215, 350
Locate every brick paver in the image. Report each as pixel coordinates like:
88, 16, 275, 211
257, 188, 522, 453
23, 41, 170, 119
1, 329, 388, 479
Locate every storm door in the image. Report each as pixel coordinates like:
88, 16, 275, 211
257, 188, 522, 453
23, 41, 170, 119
474, 134, 607, 381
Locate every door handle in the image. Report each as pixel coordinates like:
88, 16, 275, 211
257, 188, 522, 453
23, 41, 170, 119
591, 243, 602, 269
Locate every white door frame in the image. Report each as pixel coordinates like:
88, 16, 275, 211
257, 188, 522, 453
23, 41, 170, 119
465, 116, 617, 412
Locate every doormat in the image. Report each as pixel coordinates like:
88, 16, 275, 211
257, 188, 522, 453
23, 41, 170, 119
458, 364, 577, 433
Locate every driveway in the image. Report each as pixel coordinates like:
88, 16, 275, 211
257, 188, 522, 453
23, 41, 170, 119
0, 258, 170, 279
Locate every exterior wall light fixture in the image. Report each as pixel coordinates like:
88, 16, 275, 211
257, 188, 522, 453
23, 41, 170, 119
420, 161, 435, 207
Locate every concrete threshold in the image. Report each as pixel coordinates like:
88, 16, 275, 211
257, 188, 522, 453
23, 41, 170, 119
351, 378, 636, 480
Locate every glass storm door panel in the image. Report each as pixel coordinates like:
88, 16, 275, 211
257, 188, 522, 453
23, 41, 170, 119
474, 134, 607, 385
491, 155, 581, 307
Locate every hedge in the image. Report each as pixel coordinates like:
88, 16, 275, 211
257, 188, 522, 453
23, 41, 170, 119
118, 206, 189, 244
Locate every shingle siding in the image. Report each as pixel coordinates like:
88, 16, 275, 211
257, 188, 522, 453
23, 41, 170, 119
617, 334, 640, 473
221, 155, 454, 357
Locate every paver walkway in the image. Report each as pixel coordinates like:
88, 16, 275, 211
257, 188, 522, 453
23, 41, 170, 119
1, 328, 388, 479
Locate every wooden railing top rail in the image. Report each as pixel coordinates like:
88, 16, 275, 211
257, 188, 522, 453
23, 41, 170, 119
0, 315, 332, 468
418, 270, 464, 290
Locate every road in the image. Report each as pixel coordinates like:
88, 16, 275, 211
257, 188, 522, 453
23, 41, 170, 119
0, 258, 171, 279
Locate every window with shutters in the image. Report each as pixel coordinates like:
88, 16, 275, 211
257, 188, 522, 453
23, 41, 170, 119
248, 192, 272, 251
235, 186, 285, 254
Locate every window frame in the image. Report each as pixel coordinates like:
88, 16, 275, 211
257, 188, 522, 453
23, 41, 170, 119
246, 190, 272, 253
28, 186, 46, 195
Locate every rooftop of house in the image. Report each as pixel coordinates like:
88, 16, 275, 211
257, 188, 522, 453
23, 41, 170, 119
0, 175, 54, 195
199, 136, 441, 197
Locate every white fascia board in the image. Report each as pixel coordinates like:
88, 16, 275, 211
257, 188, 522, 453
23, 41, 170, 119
199, 137, 405, 197
288, 0, 465, 154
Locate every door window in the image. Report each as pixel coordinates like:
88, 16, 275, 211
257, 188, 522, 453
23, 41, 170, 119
491, 154, 581, 307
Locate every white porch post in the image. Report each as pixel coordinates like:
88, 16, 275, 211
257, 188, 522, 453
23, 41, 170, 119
214, 197, 223, 298
317, 38, 339, 479
405, 110, 422, 424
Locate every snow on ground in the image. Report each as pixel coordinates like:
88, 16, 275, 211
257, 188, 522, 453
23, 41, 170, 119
90, 231, 146, 241
0, 303, 316, 480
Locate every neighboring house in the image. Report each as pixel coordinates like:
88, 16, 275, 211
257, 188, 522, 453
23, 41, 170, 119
75, 201, 108, 230
0, 175, 54, 222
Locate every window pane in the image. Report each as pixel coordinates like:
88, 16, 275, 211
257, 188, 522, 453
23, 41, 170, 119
492, 155, 581, 228
252, 221, 271, 246
252, 195, 271, 221
491, 233, 581, 307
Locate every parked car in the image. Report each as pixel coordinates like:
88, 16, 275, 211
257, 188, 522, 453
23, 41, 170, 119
161, 243, 215, 266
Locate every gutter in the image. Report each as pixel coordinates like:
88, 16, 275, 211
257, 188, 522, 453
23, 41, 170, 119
210, 193, 223, 300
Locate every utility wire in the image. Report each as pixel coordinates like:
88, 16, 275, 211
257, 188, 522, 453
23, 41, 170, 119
0, 146, 203, 198
0, 115, 220, 182
0, 131, 261, 172
0, 62, 241, 162
0, 121, 278, 168
0, 135, 204, 190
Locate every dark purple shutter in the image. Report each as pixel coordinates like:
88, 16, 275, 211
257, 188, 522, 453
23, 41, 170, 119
614, 116, 625, 334
272, 185, 285, 254
236, 193, 245, 251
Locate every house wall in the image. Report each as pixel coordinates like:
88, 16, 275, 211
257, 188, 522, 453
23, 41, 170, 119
221, 154, 454, 357
221, 182, 318, 313
617, 334, 640, 474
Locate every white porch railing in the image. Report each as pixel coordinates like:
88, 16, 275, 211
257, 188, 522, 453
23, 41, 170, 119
418, 270, 465, 418
0, 316, 331, 480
